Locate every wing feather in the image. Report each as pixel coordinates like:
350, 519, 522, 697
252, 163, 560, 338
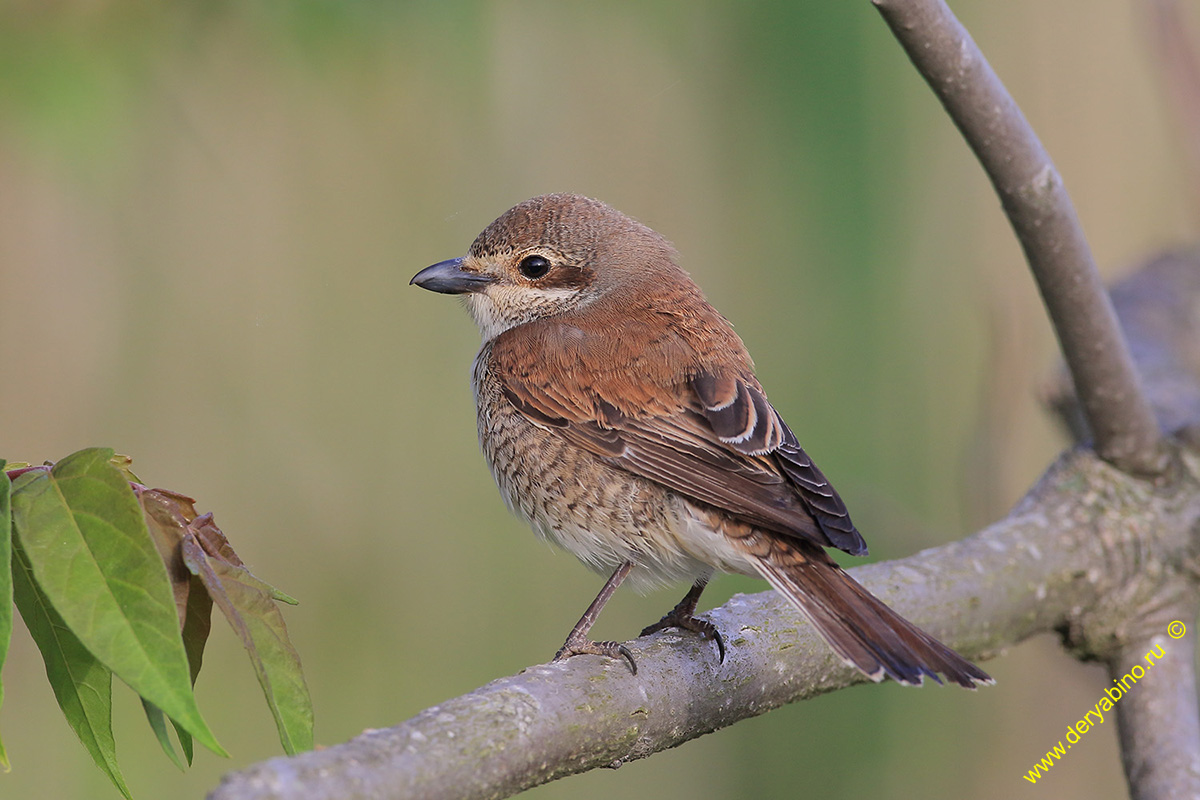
496, 349, 867, 555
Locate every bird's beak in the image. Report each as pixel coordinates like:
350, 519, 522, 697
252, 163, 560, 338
410, 258, 495, 294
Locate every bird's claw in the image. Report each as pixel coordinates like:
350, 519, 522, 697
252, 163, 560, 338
554, 634, 638, 675
641, 611, 726, 663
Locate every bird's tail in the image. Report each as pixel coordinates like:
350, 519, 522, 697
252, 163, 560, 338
751, 543, 992, 688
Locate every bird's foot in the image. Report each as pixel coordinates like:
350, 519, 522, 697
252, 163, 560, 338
554, 631, 638, 675
641, 609, 726, 662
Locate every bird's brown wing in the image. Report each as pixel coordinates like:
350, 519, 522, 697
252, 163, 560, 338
690, 371, 865, 555
496, 355, 867, 556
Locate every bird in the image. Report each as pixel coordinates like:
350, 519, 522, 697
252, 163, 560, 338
411, 193, 991, 688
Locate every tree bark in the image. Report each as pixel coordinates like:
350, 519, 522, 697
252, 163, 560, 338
208, 436, 1200, 799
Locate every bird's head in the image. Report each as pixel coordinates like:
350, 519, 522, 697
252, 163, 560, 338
411, 193, 682, 341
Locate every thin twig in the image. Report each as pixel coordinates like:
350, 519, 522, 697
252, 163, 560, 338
1046, 248, 1200, 438
873, 0, 1168, 477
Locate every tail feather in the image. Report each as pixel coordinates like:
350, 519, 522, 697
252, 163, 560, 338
751, 545, 992, 689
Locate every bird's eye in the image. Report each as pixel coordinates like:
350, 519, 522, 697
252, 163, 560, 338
518, 255, 552, 280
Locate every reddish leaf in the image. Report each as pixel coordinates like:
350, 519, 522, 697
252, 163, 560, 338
182, 536, 313, 754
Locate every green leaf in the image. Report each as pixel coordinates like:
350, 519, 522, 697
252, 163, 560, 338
172, 573, 214, 766
0, 461, 11, 770
10, 448, 225, 757
140, 698, 186, 771
11, 535, 132, 800
180, 576, 213, 685
183, 537, 314, 754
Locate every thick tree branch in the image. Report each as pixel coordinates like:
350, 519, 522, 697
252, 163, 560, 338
873, 0, 1168, 477
1048, 250, 1200, 800
1111, 599, 1200, 800
209, 442, 1200, 800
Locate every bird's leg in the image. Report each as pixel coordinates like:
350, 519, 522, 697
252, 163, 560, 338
640, 573, 725, 662
554, 560, 638, 674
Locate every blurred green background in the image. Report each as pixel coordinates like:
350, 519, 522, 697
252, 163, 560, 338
0, 1, 1194, 798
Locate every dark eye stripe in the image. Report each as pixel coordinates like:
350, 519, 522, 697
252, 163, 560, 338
531, 263, 595, 291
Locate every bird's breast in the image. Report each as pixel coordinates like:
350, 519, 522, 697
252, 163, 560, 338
470, 343, 748, 589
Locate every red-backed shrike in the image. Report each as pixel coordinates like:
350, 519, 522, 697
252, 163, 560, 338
412, 193, 990, 687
